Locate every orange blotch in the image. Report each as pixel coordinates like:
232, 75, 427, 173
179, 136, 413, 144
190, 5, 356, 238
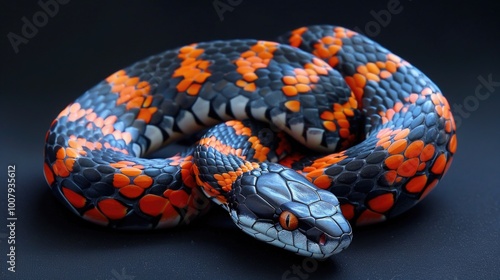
405, 175, 428, 193
133, 175, 153, 188
449, 134, 457, 154
83, 207, 109, 226
397, 158, 420, 177
139, 194, 168, 217
53, 159, 70, 177
404, 140, 425, 158
119, 185, 144, 199
284, 100, 301, 112
166, 190, 190, 209
367, 193, 394, 213
356, 209, 386, 226
97, 199, 128, 220
387, 139, 408, 155
384, 170, 397, 185
289, 27, 308, 47
313, 175, 331, 190
431, 153, 447, 175
43, 163, 55, 186
62, 187, 86, 208
385, 154, 404, 170
113, 173, 130, 188
340, 203, 355, 221
120, 167, 142, 177
420, 144, 436, 162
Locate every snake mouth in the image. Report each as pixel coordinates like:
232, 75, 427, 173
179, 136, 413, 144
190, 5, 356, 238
318, 233, 327, 246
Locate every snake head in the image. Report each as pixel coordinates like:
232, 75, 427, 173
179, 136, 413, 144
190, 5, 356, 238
228, 162, 352, 259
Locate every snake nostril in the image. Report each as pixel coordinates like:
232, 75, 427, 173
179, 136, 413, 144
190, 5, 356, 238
319, 233, 326, 246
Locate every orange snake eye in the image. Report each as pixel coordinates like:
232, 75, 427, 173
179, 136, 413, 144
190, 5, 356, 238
279, 210, 299, 230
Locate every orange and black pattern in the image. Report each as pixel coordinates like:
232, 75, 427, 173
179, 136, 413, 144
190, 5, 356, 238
44, 25, 455, 233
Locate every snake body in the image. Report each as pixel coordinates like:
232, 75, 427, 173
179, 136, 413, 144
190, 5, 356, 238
43, 25, 456, 258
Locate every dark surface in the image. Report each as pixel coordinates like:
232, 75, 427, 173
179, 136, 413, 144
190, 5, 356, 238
1, 1, 499, 279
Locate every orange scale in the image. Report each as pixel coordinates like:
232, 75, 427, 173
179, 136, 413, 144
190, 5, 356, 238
420, 144, 436, 162
119, 185, 144, 199
405, 140, 425, 158
366, 73, 380, 82
397, 158, 420, 177
356, 209, 386, 226
418, 162, 426, 171
384, 170, 398, 185
97, 198, 128, 220
366, 62, 381, 75
313, 175, 331, 190
323, 121, 337, 131
328, 56, 339, 68
356, 65, 368, 74
393, 128, 410, 140
160, 202, 180, 222
385, 154, 404, 169
139, 194, 168, 217
337, 119, 350, 129
64, 158, 76, 172
405, 175, 428, 193
113, 173, 131, 188
83, 207, 109, 226
295, 84, 312, 93
431, 153, 447, 175
43, 163, 55, 186
56, 147, 66, 159
340, 203, 355, 221
339, 128, 350, 138
168, 190, 190, 208
367, 193, 394, 213
449, 134, 457, 154
62, 187, 86, 208
282, 86, 298, 97
53, 159, 70, 177
133, 175, 153, 188
387, 139, 408, 155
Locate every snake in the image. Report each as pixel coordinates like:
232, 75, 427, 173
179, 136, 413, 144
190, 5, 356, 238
43, 25, 457, 259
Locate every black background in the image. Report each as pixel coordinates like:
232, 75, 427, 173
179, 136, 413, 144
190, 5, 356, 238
1, 1, 499, 279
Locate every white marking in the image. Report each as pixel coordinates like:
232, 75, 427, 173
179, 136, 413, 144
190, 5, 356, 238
230, 95, 249, 119
250, 105, 267, 121
144, 125, 164, 154
176, 110, 204, 134
191, 98, 218, 126
289, 121, 304, 141
306, 128, 324, 149
271, 112, 287, 129
214, 102, 230, 120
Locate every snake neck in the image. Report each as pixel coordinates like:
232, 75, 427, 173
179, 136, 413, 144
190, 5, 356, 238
192, 120, 291, 206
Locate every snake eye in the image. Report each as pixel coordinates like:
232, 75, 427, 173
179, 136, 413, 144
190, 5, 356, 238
279, 211, 299, 231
